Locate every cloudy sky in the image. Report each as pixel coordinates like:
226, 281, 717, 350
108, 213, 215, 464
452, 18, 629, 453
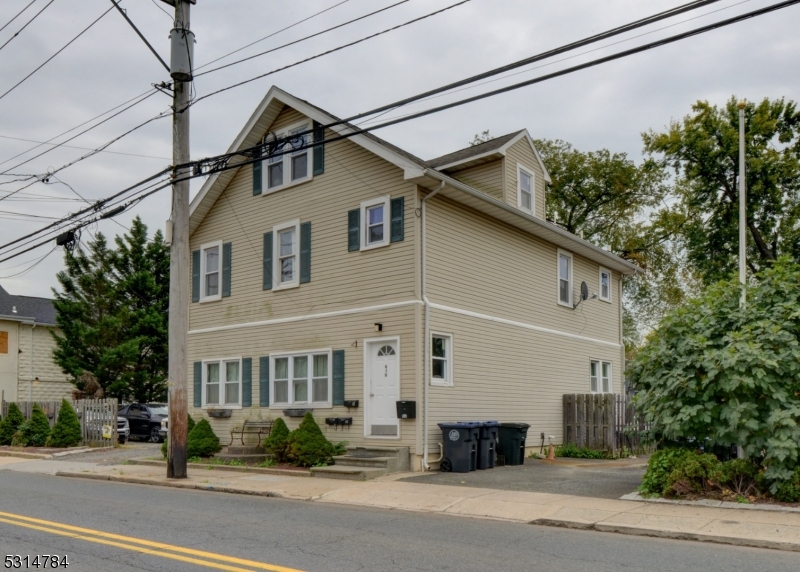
0, 0, 797, 298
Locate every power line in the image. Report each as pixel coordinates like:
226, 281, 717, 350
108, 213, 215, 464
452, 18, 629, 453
109, 0, 170, 73
0, 4, 114, 102
0, 134, 170, 160
0, 0, 37, 35
0, 0, 56, 53
194, 0, 411, 77
149, 0, 172, 20
0, 245, 57, 279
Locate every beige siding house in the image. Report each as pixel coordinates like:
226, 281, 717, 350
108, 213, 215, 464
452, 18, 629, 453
0, 286, 71, 403
187, 86, 640, 470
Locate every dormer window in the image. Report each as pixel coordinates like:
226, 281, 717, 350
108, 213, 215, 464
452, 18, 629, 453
517, 164, 534, 215
265, 122, 312, 193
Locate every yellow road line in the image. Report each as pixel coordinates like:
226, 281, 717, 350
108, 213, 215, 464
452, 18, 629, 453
0, 512, 305, 572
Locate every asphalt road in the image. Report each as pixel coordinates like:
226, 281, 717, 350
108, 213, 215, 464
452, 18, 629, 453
1, 472, 799, 572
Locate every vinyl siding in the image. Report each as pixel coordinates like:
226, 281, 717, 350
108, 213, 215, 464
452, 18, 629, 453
12, 323, 71, 402
504, 138, 547, 218
447, 159, 503, 199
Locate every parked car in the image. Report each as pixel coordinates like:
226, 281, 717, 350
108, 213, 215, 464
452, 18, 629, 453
159, 416, 168, 441
117, 403, 168, 443
118, 416, 130, 444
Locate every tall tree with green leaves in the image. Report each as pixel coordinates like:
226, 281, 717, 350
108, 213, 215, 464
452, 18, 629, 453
52, 217, 169, 402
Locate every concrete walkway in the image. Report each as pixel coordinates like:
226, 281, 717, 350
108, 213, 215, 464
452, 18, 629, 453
5, 456, 800, 553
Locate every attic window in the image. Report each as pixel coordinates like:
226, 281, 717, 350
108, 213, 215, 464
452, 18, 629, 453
517, 164, 534, 215
264, 121, 312, 193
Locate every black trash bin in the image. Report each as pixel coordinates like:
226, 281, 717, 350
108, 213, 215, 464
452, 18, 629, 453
497, 423, 530, 466
478, 421, 499, 470
438, 422, 479, 473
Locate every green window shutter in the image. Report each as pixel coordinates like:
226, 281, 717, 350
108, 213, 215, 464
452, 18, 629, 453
390, 197, 404, 243
263, 232, 273, 290
347, 209, 360, 252
253, 146, 263, 195
191, 250, 200, 303
259, 356, 270, 407
222, 242, 232, 297
242, 357, 252, 407
300, 222, 311, 284
332, 350, 345, 405
193, 361, 202, 407
312, 121, 324, 176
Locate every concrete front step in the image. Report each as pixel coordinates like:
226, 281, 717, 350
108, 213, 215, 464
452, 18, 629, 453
214, 453, 271, 464
224, 445, 265, 455
344, 446, 410, 472
332, 455, 395, 469
309, 465, 387, 481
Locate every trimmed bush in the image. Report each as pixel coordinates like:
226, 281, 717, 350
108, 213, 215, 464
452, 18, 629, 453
186, 419, 221, 458
286, 413, 341, 467
262, 418, 290, 463
721, 459, 762, 497
13, 404, 51, 447
639, 448, 693, 497
0, 403, 25, 445
555, 443, 610, 459
47, 400, 82, 448
775, 468, 800, 503
161, 414, 195, 458
666, 452, 723, 496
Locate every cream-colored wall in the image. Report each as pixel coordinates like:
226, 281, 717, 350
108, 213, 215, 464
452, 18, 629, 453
504, 138, 547, 218
16, 324, 71, 401
0, 321, 19, 402
447, 159, 503, 199
425, 195, 621, 344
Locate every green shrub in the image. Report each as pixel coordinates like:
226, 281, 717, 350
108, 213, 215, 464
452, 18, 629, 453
13, 404, 51, 447
774, 467, 800, 503
186, 419, 221, 458
666, 452, 724, 496
262, 418, 290, 463
639, 448, 693, 497
721, 459, 762, 497
46, 400, 82, 448
555, 443, 611, 459
161, 414, 195, 458
0, 403, 25, 445
286, 413, 339, 467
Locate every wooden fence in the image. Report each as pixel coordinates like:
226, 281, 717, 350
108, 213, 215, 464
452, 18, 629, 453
563, 393, 652, 455
0, 398, 118, 447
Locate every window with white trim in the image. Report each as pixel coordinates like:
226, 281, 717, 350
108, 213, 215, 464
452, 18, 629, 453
431, 333, 453, 386
272, 219, 300, 289
271, 351, 331, 406
264, 122, 312, 192
558, 250, 573, 307
599, 268, 611, 302
360, 196, 390, 249
200, 241, 222, 302
203, 358, 242, 407
590, 360, 612, 393
517, 164, 534, 214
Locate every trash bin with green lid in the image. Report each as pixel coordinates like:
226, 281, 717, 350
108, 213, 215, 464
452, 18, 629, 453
497, 423, 529, 466
438, 422, 479, 472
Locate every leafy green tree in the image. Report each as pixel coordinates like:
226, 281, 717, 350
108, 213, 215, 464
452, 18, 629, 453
46, 400, 82, 447
52, 217, 169, 402
186, 419, 222, 458
0, 403, 25, 445
629, 257, 800, 489
643, 96, 800, 285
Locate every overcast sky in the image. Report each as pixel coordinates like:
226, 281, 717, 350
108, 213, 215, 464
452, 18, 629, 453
0, 0, 797, 299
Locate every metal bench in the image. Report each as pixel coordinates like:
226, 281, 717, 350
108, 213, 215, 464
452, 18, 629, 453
229, 420, 274, 446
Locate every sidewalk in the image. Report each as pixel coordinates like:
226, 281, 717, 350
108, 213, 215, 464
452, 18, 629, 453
6, 456, 800, 553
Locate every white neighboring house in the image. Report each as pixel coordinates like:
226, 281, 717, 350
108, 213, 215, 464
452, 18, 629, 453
0, 285, 71, 403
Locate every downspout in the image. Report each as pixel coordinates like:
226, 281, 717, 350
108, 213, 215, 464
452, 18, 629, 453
421, 181, 445, 471
29, 322, 36, 402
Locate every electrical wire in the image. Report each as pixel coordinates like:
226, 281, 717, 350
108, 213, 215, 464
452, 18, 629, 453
0, 0, 38, 36
0, 4, 114, 102
0, 134, 170, 160
0, 245, 57, 279
149, 0, 172, 20
0, 0, 56, 53
194, 0, 412, 78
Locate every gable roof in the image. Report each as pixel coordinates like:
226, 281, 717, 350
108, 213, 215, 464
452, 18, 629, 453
0, 285, 57, 325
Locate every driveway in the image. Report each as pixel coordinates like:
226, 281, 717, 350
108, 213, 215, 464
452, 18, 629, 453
402, 456, 647, 499
50, 442, 162, 465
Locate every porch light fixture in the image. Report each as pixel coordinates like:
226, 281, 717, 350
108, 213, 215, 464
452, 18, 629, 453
374, 323, 383, 332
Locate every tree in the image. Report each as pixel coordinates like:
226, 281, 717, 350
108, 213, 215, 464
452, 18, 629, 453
47, 399, 82, 448
643, 97, 800, 285
52, 217, 170, 402
0, 403, 25, 445
628, 258, 800, 488
469, 130, 493, 146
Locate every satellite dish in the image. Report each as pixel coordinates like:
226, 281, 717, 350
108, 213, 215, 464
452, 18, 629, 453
580, 281, 589, 301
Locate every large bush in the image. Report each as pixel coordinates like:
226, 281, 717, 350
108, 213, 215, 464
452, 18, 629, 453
12, 404, 51, 447
262, 418, 290, 463
47, 400, 82, 448
629, 258, 800, 489
286, 413, 344, 467
0, 403, 25, 445
186, 419, 221, 458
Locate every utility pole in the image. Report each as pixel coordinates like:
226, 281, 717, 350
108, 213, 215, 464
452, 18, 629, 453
165, 0, 195, 479
738, 100, 747, 308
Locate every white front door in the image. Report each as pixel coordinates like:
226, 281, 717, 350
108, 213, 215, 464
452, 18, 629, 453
366, 340, 399, 437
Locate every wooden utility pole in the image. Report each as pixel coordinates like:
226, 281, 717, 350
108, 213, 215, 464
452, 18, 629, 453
166, 0, 194, 479
738, 99, 747, 309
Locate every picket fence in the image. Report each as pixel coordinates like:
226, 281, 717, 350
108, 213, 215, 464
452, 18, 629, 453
562, 393, 652, 455
0, 397, 118, 447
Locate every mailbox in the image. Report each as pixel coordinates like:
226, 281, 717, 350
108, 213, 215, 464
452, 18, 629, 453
396, 401, 417, 419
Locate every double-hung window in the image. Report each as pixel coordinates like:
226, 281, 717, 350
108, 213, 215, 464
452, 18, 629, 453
360, 196, 390, 250
264, 122, 312, 192
272, 220, 300, 289
203, 358, 242, 407
558, 249, 573, 307
599, 267, 612, 302
271, 351, 331, 406
431, 333, 453, 386
200, 241, 222, 302
590, 360, 612, 393
517, 165, 534, 214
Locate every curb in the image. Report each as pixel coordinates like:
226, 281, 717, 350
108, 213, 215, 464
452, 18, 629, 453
0, 451, 52, 459
621, 492, 800, 514
54, 471, 285, 499
126, 458, 312, 478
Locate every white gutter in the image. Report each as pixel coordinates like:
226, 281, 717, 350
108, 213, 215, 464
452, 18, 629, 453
420, 181, 445, 471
